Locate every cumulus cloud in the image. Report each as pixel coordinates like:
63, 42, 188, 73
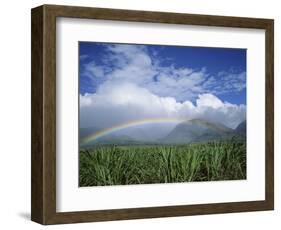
80, 44, 246, 129
81, 44, 246, 101
80, 82, 246, 129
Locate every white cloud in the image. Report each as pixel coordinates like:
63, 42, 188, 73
196, 94, 224, 109
203, 71, 246, 95
82, 44, 246, 102
80, 83, 246, 129
83, 61, 105, 78
79, 54, 89, 60
80, 44, 246, 129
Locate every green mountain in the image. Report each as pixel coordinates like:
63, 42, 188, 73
80, 126, 100, 139
80, 119, 246, 146
161, 119, 239, 144
235, 120, 246, 136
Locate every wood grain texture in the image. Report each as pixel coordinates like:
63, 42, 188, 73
31, 4, 274, 225
31, 6, 44, 224
31, 5, 57, 224
265, 20, 274, 209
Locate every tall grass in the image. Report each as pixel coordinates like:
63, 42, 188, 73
79, 141, 246, 186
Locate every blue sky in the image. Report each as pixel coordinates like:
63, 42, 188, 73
79, 42, 246, 129
79, 42, 246, 105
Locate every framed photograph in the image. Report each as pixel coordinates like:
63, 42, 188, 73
31, 4, 274, 225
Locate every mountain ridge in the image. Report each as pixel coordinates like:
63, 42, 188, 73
160, 119, 245, 144
80, 119, 246, 146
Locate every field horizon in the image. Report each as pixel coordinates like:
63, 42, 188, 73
80, 118, 246, 147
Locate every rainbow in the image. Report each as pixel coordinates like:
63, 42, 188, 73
81, 117, 186, 145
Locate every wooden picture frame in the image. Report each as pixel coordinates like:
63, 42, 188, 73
31, 4, 274, 225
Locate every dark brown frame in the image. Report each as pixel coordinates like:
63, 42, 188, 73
31, 4, 274, 225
